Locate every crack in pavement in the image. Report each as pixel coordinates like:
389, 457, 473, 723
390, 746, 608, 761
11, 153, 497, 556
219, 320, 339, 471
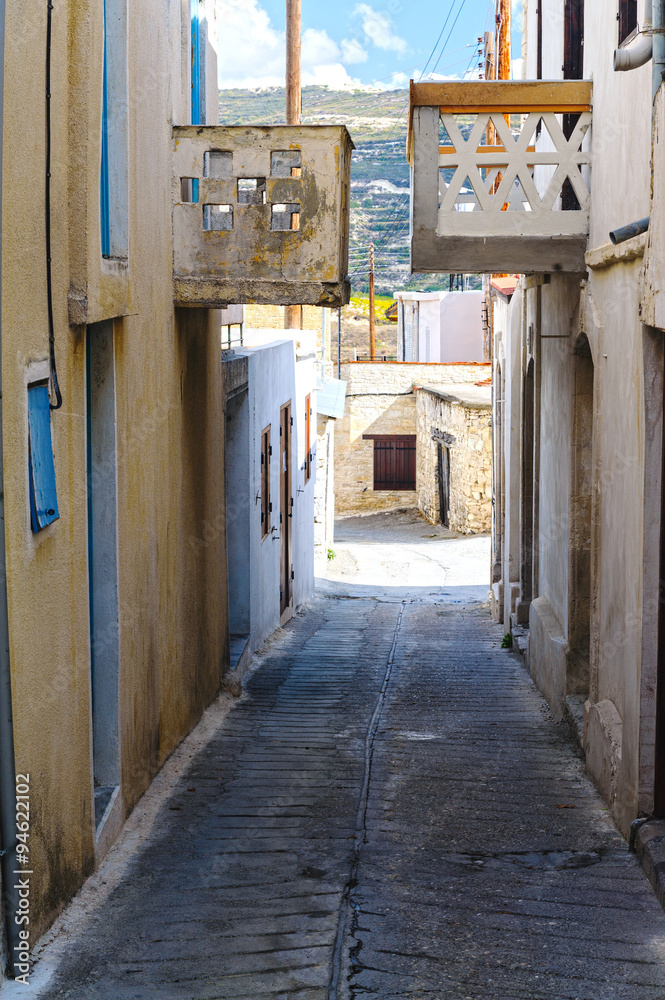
328, 600, 406, 1000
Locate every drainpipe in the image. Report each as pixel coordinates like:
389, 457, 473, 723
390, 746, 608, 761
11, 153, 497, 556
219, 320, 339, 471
614, 0, 653, 72
0, 0, 20, 980
611, 0, 665, 243
653, 0, 665, 100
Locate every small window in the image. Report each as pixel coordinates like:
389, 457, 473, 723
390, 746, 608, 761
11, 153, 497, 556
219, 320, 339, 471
238, 178, 267, 205
618, 0, 638, 44
204, 150, 233, 178
28, 384, 59, 532
180, 178, 199, 203
261, 426, 271, 539
271, 204, 300, 231
304, 394, 312, 483
365, 434, 416, 492
271, 150, 302, 178
203, 204, 233, 231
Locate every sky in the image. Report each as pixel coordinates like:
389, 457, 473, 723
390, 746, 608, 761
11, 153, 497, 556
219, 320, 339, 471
216, 0, 524, 91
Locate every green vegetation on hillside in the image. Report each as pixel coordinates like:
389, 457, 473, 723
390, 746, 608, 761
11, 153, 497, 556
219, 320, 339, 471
219, 86, 474, 297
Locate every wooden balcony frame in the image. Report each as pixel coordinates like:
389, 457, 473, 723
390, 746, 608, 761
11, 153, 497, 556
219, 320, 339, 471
408, 80, 593, 275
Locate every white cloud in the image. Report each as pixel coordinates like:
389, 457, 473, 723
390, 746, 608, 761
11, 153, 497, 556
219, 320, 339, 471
217, 0, 362, 89
353, 3, 407, 55
216, 0, 285, 88
341, 37, 369, 64
302, 27, 341, 66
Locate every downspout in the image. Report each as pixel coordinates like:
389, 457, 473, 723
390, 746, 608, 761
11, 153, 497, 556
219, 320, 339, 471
611, 0, 665, 243
0, 0, 20, 981
614, 0, 653, 72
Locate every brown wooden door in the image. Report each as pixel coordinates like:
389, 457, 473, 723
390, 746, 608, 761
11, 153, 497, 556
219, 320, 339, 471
280, 403, 292, 615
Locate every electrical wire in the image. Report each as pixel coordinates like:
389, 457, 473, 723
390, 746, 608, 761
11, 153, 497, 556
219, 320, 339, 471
46, 0, 62, 410
418, 0, 458, 81
431, 0, 469, 77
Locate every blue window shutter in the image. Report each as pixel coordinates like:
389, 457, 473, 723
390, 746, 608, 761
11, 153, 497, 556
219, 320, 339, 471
28, 385, 59, 532
191, 0, 201, 203
100, 0, 111, 257
191, 0, 201, 125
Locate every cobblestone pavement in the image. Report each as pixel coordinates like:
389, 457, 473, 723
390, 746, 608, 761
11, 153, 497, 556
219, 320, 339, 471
38, 596, 665, 999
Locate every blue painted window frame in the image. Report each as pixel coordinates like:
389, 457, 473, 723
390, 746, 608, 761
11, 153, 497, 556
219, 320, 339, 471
100, 0, 111, 257
191, 0, 201, 201
28, 385, 59, 533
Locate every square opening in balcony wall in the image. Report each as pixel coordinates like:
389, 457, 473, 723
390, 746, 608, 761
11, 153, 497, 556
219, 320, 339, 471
271, 150, 302, 178
271, 204, 300, 231
180, 177, 199, 203
238, 178, 266, 205
204, 204, 233, 231
27, 383, 59, 532
204, 150, 233, 178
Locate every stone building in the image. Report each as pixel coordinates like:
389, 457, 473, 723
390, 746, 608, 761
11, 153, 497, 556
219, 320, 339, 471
335, 361, 491, 519
415, 384, 492, 534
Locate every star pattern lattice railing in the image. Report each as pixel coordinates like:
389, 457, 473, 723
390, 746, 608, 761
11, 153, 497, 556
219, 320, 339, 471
439, 109, 592, 235
408, 81, 593, 275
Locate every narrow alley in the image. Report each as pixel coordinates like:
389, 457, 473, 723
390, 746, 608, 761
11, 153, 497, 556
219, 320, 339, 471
29, 550, 665, 999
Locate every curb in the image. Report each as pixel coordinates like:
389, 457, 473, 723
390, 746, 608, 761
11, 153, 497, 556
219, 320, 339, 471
635, 820, 665, 911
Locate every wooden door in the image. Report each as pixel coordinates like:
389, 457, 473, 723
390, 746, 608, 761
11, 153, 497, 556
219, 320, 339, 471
438, 444, 450, 528
280, 403, 292, 615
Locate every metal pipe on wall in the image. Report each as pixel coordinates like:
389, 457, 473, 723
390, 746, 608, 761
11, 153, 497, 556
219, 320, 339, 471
653, 0, 665, 99
615, 0, 653, 72
284, 0, 301, 331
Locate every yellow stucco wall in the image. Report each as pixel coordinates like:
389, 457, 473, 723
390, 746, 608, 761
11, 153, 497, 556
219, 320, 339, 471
3, 0, 228, 939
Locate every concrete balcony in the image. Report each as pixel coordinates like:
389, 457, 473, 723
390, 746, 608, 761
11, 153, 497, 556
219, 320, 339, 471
172, 125, 354, 307
408, 81, 593, 274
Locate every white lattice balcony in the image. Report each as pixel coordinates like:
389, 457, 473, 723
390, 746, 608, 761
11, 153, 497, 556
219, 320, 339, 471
408, 81, 593, 274
172, 125, 354, 307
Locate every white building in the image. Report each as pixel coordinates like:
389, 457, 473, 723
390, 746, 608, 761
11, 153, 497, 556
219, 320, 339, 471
407, 0, 665, 838
395, 290, 484, 362
223, 336, 317, 674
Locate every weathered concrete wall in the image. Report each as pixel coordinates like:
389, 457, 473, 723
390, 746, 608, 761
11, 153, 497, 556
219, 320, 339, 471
335, 362, 490, 515
2, 0, 228, 944
416, 387, 492, 534
172, 125, 353, 307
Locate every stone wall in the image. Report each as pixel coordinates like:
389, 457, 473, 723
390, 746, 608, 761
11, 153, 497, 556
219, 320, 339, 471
335, 362, 491, 516
416, 386, 492, 534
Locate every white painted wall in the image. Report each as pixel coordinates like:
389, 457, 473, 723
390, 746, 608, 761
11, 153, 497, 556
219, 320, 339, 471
396, 291, 483, 362
493, 0, 656, 834
230, 341, 316, 652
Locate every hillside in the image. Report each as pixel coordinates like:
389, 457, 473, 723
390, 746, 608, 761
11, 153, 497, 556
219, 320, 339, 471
218, 86, 458, 296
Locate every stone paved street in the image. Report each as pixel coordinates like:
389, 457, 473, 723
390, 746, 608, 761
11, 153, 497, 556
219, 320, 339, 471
36, 593, 665, 999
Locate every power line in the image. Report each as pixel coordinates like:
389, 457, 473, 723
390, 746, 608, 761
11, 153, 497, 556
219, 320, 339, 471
418, 0, 458, 81
431, 0, 469, 76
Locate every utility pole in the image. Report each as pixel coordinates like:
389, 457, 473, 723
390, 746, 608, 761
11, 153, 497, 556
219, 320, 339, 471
368, 244, 376, 361
484, 31, 495, 82
284, 0, 302, 330
497, 0, 510, 81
